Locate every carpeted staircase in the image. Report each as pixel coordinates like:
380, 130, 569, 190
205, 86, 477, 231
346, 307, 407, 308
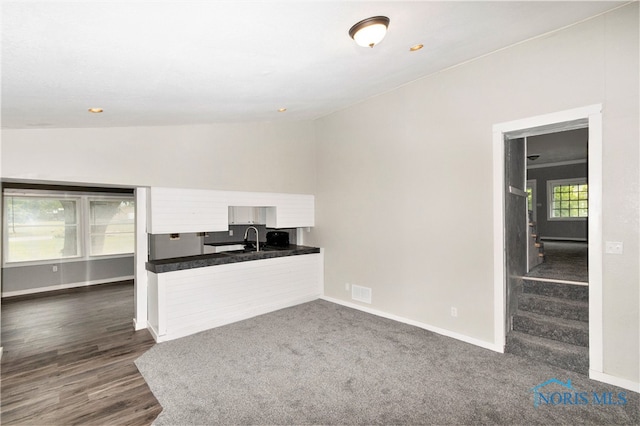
506, 279, 589, 375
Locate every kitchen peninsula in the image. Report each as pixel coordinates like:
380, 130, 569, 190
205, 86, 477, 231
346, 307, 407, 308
145, 187, 322, 343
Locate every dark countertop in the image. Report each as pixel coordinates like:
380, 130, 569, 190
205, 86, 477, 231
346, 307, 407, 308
146, 245, 321, 274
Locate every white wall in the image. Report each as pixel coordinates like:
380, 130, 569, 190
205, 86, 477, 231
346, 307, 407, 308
311, 4, 639, 384
1, 121, 316, 194
1, 3, 637, 387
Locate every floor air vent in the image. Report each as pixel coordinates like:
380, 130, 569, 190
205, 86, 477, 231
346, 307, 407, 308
351, 285, 372, 304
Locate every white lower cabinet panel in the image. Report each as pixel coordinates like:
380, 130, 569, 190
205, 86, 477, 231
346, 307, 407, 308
148, 253, 322, 342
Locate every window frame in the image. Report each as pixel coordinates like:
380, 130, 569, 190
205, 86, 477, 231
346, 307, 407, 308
87, 197, 136, 258
546, 178, 588, 221
3, 189, 135, 267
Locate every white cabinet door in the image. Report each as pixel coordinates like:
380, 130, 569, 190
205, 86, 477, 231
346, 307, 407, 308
148, 187, 314, 233
266, 194, 314, 228
147, 187, 229, 234
228, 206, 266, 225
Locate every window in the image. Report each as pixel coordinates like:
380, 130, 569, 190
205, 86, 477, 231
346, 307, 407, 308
4, 191, 135, 265
547, 178, 588, 220
89, 199, 135, 256
4, 195, 80, 263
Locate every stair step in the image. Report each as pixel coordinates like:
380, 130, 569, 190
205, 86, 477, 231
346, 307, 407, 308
513, 311, 589, 347
506, 331, 589, 375
519, 293, 588, 322
523, 280, 588, 302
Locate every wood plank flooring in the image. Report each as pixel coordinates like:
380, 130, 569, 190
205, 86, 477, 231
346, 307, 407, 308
1, 281, 162, 425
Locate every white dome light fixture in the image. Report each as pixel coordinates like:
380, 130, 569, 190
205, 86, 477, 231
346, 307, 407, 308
349, 16, 390, 48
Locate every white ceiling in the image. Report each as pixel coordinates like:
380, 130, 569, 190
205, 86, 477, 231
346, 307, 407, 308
527, 128, 588, 166
1, 1, 627, 129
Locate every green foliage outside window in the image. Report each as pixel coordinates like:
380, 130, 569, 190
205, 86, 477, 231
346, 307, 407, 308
4, 194, 135, 263
550, 183, 588, 218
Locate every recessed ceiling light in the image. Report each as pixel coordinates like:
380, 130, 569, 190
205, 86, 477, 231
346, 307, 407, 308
278, 108, 287, 112
409, 44, 424, 52
88, 108, 103, 113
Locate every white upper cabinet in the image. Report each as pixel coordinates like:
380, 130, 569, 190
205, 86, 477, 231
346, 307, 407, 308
148, 187, 314, 233
227, 191, 314, 228
266, 194, 314, 228
228, 206, 266, 225
147, 187, 229, 234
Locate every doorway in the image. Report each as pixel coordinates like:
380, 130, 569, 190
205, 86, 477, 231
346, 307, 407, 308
0, 182, 148, 330
492, 104, 603, 377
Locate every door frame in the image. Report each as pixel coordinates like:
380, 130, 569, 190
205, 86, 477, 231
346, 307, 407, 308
492, 104, 603, 375
526, 179, 537, 224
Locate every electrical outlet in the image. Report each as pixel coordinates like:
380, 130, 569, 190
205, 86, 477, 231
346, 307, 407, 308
229, 230, 234, 237
451, 307, 458, 317
605, 241, 623, 254
345, 283, 350, 291
52, 265, 58, 272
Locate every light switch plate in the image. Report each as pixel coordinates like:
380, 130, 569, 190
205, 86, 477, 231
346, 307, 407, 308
605, 241, 623, 254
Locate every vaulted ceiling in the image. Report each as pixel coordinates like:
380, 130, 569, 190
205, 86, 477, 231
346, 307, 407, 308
1, 1, 627, 129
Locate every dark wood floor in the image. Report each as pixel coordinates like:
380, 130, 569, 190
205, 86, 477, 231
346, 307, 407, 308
1, 281, 162, 425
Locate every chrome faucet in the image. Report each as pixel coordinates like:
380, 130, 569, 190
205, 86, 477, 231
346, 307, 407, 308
243, 226, 260, 252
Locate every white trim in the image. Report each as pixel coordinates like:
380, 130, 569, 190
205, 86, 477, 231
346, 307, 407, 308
492, 104, 603, 372
1, 275, 134, 298
0, 347, 3, 360
321, 296, 504, 353
2, 253, 134, 268
134, 187, 148, 331
147, 322, 161, 342
492, 127, 507, 350
587, 111, 603, 373
527, 159, 587, 170
522, 276, 588, 286
541, 236, 588, 242
589, 370, 640, 394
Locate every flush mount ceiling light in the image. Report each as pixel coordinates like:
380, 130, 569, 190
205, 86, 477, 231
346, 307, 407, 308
278, 107, 287, 112
349, 16, 390, 48
88, 107, 103, 113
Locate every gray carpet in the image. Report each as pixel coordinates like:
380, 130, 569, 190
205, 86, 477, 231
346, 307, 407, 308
526, 241, 589, 282
135, 300, 637, 425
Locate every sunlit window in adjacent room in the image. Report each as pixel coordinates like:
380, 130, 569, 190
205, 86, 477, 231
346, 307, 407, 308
3, 191, 135, 264
89, 199, 135, 256
548, 179, 588, 220
4, 196, 80, 262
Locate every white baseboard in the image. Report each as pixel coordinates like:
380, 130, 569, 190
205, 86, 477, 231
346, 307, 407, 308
321, 296, 504, 353
147, 323, 161, 342
541, 237, 588, 242
590, 370, 640, 393
133, 318, 148, 331
154, 293, 320, 343
1, 276, 135, 298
